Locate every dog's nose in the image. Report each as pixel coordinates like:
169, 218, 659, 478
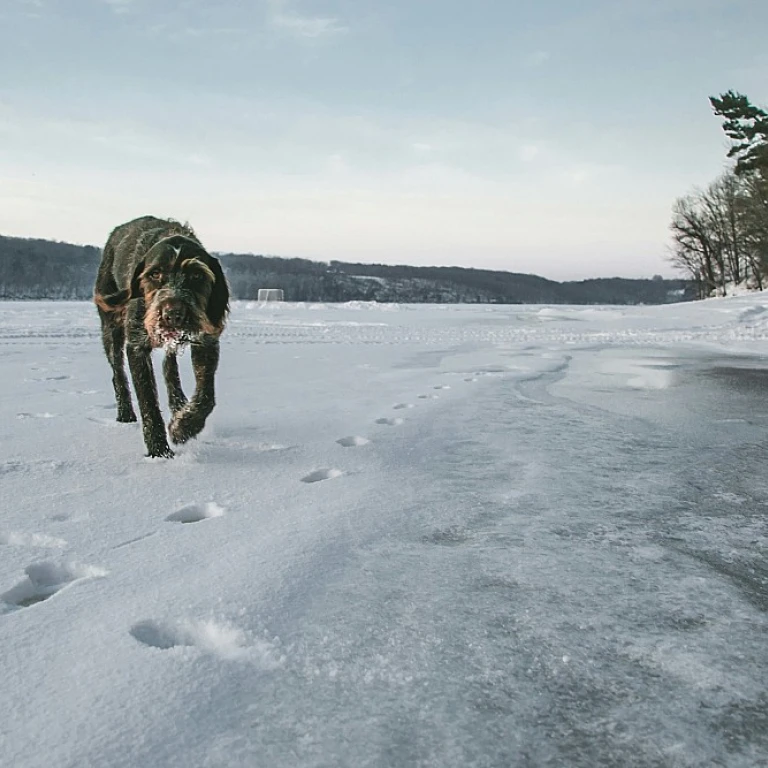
161, 303, 186, 326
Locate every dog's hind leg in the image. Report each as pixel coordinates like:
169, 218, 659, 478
99, 307, 137, 423
163, 351, 187, 415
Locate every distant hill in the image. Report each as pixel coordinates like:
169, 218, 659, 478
0, 233, 694, 304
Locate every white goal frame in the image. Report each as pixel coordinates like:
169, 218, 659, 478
257, 288, 284, 302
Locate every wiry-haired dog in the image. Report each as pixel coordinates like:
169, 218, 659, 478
94, 216, 229, 458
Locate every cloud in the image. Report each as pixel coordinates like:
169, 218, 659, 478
525, 50, 550, 67
267, 0, 348, 39
147, 23, 245, 41
102, 0, 133, 14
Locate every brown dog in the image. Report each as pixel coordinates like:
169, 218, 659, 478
94, 216, 229, 458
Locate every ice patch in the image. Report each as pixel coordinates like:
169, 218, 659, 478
599, 359, 676, 389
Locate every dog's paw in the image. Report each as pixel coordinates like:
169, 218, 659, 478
146, 447, 175, 459
145, 440, 175, 459
169, 411, 203, 445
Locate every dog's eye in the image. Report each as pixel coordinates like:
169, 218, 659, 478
188, 272, 203, 282
147, 269, 162, 281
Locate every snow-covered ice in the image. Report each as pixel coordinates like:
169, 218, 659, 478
1, 297, 768, 767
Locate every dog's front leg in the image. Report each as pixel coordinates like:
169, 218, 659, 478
169, 339, 219, 445
163, 352, 188, 415
127, 343, 175, 458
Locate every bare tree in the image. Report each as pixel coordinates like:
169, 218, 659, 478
669, 172, 768, 296
669, 192, 719, 298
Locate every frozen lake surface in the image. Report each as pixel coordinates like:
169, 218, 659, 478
1, 297, 767, 767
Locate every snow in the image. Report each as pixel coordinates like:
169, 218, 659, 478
1, 296, 768, 767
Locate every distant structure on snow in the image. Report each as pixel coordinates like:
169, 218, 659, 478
258, 288, 284, 302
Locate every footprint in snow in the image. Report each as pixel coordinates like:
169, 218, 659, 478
433, 385, 451, 390
422, 526, 470, 547
1, 460, 69, 477
88, 416, 133, 428
1, 561, 107, 612
301, 468, 344, 483
336, 436, 370, 447
375, 417, 404, 426
166, 502, 226, 524
26, 375, 71, 382
393, 403, 414, 410
0, 531, 67, 549
418, 394, 439, 400
129, 618, 284, 666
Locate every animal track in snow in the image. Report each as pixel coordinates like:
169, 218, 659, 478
375, 417, 404, 426
113, 531, 159, 550
166, 502, 226, 524
433, 384, 451, 390
1, 459, 69, 477
422, 526, 470, 546
27, 375, 71, 382
336, 436, 370, 447
301, 468, 344, 483
1, 561, 106, 611
88, 416, 133, 428
418, 394, 439, 400
0, 531, 67, 549
129, 618, 284, 666
393, 403, 414, 410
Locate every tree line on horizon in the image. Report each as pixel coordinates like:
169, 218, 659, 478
670, 91, 768, 298
0, 233, 692, 305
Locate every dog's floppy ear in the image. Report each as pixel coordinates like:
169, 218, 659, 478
94, 260, 144, 311
129, 260, 145, 300
205, 256, 230, 332
95, 288, 131, 311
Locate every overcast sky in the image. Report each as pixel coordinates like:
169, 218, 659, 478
1, 0, 767, 279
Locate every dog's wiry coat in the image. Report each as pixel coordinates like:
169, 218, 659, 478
94, 216, 230, 458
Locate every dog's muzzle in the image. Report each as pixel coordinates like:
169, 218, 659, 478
160, 301, 188, 328
146, 289, 200, 349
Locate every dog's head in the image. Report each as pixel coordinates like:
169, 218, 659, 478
130, 235, 230, 348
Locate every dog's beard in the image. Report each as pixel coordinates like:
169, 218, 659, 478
144, 294, 214, 349
155, 327, 197, 352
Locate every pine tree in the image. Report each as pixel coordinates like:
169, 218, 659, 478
710, 90, 768, 175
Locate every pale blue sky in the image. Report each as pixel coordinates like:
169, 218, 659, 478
1, 0, 766, 279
